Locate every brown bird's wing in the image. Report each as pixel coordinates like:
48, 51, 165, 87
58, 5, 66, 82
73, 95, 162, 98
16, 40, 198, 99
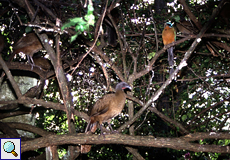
90, 93, 115, 117
13, 33, 37, 50
13, 33, 42, 56
84, 94, 114, 133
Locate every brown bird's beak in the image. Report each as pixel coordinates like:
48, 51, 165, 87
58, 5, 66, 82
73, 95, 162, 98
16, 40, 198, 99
122, 86, 132, 91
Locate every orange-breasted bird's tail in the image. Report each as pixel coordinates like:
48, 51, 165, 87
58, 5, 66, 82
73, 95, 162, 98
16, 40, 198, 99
167, 47, 174, 75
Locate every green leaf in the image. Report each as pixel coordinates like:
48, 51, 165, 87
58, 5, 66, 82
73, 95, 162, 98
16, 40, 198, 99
207, 99, 211, 107
61, 4, 95, 35
61, 21, 76, 30
25, 27, 32, 33
148, 52, 156, 59
182, 115, 187, 122
70, 17, 84, 24
174, 15, 180, 22
85, 14, 95, 26
87, 4, 94, 13
70, 34, 79, 42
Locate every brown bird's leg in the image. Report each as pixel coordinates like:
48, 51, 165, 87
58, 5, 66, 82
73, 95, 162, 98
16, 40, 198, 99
27, 55, 42, 70
99, 124, 106, 138
108, 123, 119, 134
27, 55, 35, 70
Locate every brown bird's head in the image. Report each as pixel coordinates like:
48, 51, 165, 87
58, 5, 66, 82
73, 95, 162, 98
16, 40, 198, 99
115, 82, 132, 92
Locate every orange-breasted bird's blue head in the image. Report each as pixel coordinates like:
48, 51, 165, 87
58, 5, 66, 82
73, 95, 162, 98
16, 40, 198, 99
166, 22, 173, 28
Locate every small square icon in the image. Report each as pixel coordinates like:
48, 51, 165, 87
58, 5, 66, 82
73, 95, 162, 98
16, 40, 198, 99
1, 138, 21, 160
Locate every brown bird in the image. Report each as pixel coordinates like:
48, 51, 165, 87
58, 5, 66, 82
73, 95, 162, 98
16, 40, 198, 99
81, 82, 131, 153
12, 33, 43, 69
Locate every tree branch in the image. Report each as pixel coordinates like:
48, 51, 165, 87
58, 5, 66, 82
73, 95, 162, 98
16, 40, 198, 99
0, 55, 22, 98
0, 97, 89, 121
21, 132, 230, 153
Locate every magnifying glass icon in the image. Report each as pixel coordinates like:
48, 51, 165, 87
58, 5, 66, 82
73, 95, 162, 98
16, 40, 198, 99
3, 141, 18, 157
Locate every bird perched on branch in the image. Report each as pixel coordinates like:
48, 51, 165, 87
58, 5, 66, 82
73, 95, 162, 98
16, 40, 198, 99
162, 22, 176, 75
81, 82, 132, 153
12, 33, 43, 69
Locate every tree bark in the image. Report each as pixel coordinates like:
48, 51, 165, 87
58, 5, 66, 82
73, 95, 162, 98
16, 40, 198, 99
21, 132, 230, 153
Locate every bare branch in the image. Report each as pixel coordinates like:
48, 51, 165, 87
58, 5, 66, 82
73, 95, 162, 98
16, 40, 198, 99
21, 132, 230, 153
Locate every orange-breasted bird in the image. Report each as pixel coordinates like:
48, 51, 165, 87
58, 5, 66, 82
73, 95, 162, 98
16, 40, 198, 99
162, 22, 176, 75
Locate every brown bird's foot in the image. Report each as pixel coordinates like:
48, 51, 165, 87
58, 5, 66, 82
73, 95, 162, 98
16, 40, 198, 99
110, 130, 119, 134
99, 125, 106, 139
28, 62, 35, 70
27, 55, 35, 70
98, 132, 106, 139
30, 63, 42, 70
30, 64, 34, 70
108, 124, 119, 134
35, 65, 42, 70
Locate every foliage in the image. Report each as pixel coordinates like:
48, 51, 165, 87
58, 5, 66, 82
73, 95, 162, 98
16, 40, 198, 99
0, 0, 230, 159
61, 4, 95, 42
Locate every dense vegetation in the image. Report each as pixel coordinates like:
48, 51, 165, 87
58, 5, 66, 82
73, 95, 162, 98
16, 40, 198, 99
0, 0, 230, 159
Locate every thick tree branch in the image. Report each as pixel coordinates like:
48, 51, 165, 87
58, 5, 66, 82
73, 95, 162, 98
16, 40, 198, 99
5, 122, 54, 136
0, 62, 52, 79
21, 132, 230, 153
0, 97, 89, 121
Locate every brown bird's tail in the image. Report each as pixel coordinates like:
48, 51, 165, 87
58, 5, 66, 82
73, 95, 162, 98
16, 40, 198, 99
81, 120, 98, 154
107, 26, 117, 47
85, 120, 98, 133
0, 34, 4, 53
167, 47, 174, 75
